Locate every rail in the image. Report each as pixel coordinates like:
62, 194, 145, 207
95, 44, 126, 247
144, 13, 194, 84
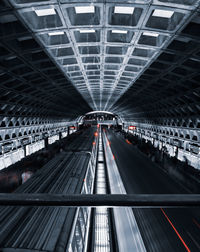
0, 194, 199, 207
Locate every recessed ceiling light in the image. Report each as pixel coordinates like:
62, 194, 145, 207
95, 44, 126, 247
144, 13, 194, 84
48, 31, 64, 36
5, 56, 17, 60
143, 31, 159, 37
17, 36, 32, 41
112, 30, 127, 34
152, 9, 174, 18
114, 6, 134, 15
75, 6, 95, 14
176, 37, 191, 43
35, 8, 56, 16
79, 29, 95, 33
0, 14, 17, 24
190, 57, 200, 62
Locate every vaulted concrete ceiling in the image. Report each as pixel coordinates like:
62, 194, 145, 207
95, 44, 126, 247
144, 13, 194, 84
0, 0, 200, 121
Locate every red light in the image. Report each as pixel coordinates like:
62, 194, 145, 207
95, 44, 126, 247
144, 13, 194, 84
128, 126, 136, 130
113, 154, 115, 160
97, 124, 100, 128
126, 139, 131, 145
94, 132, 98, 137
93, 141, 96, 145
161, 208, 191, 252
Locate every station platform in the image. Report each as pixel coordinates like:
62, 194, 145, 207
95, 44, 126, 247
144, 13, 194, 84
0, 127, 199, 252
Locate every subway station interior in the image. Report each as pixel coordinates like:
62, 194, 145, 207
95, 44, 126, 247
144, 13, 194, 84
0, 0, 200, 251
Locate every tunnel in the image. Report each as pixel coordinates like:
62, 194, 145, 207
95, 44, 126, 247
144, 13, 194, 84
0, 0, 200, 251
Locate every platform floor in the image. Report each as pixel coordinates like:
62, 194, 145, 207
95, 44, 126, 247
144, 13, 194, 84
106, 129, 200, 252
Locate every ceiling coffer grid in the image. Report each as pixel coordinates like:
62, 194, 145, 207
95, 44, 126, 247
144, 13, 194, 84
8, 0, 199, 111
0, 1, 91, 118
111, 32, 200, 121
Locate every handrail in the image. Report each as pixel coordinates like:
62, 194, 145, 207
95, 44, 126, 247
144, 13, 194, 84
0, 193, 199, 207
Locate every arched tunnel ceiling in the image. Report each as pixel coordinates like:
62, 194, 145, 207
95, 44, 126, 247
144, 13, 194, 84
0, 0, 200, 121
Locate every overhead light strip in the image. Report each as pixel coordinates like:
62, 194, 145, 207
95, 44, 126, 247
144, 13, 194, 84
79, 29, 95, 33
112, 30, 127, 34
75, 6, 95, 14
152, 9, 174, 18
114, 6, 134, 15
35, 8, 56, 16
48, 31, 64, 36
143, 31, 159, 37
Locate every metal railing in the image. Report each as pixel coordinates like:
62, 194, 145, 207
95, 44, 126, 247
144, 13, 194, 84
0, 194, 199, 207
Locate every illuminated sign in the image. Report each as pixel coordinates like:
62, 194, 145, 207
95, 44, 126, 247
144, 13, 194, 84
128, 126, 136, 130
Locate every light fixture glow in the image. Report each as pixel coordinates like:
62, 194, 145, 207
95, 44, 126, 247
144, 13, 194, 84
48, 31, 64, 36
114, 6, 134, 14
112, 30, 127, 34
143, 31, 159, 37
35, 8, 56, 16
17, 36, 32, 41
79, 29, 95, 33
5, 56, 17, 60
152, 9, 174, 18
75, 6, 95, 14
